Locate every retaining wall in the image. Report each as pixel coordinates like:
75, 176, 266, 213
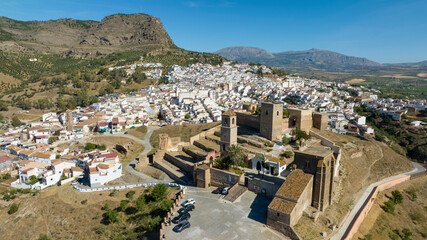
164, 153, 194, 175
342, 173, 421, 240
73, 181, 185, 193
210, 168, 240, 187
189, 125, 221, 144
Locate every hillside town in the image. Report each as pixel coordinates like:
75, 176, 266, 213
1, 62, 426, 190
0, 62, 425, 240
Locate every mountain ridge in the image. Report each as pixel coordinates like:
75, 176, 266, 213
0, 13, 176, 57
214, 46, 382, 72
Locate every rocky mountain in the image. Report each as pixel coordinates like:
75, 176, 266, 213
393, 60, 427, 66
213, 46, 274, 62
214, 46, 382, 72
0, 13, 175, 57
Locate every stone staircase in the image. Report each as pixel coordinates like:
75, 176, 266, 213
224, 184, 248, 203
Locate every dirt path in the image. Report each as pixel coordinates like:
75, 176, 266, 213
361, 140, 384, 186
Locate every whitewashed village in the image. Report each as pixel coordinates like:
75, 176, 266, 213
0, 61, 426, 240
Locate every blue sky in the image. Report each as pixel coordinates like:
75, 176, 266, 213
0, 0, 426, 63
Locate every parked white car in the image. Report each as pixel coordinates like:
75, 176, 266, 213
181, 198, 196, 207
222, 187, 230, 195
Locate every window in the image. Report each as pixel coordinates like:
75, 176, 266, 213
277, 212, 280, 217
223, 144, 226, 151
266, 110, 268, 115
277, 111, 279, 116
224, 118, 228, 125
232, 118, 235, 124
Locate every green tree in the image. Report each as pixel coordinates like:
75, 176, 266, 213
293, 128, 310, 141
29, 175, 39, 184
229, 145, 245, 168
160, 199, 174, 212
150, 184, 168, 201
132, 71, 147, 83
185, 113, 191, 119
48, 136, 58, 144
135, 195, 147, 211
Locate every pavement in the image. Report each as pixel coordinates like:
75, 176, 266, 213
120, 126, 165, 182
331, 161, 425, 240
163, 187, 288, 240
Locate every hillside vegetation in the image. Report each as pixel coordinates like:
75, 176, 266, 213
0, 183, 180, 240
355, 105, 427, 161
0, 14, 225, 116
355, 176, 427, 240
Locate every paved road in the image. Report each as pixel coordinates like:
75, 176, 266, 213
331, 161, 425, 240
120, 126, 161, 182
163, 187, 287, 240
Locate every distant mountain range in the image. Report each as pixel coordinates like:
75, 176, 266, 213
214, 46, 427, 72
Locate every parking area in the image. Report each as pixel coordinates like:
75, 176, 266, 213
163, 186, 288, 240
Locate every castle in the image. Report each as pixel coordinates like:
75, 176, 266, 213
220, 102, 339, 237
149, 101, 339, 239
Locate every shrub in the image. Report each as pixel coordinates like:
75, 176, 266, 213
29, 175, 39, 185
409, 211, 424, 223
109, 189, 117, 197
402, 228, 412, 240
391, 190, 403, 204
281, 150, 293, 158
81, 199, 87, 205
8, 203, 19, 215
120, 200, 128, 212
106, 208, 119, 223
406, 188, 418, 201
37, 234, 52, 240
383, 200, 395, 214
282, 136, 291, 145
126, 190, 135, 200
95, 225, 106, 235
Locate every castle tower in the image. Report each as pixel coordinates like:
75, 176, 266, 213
220, 110, 238, 155
260, 102, 283, 141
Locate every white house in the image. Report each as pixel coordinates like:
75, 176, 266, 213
252, 154, 287, 175
88, 163, 122, 187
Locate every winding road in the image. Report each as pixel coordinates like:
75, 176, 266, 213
116, 126, 166, 182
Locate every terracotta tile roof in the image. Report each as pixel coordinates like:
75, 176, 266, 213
0, 155, 10, 162
222, 109, 236, 116
275, 170, 313, 201
268, 197, 297, 215
31, 152, 51, 159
